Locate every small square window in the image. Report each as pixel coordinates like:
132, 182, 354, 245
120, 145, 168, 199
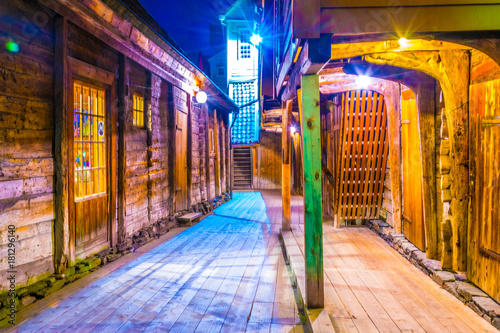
218, 67, 225, 76
133, 94, 145, 127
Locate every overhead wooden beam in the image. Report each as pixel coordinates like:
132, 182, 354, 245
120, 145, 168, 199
365, 50, 470, 271
54, 15, 69, 273
320, 5, 500, 35
282, 100, 293, 230
299, 75, 324, 308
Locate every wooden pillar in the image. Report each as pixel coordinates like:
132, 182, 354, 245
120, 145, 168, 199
416, 79, 439, 259
117, 53, 129, 243
214, 109, 220, 196
282, 100, 293, 230
204, 104, 211, 199
299, 75, 324, 308
54, 15, 69, 272
384, 83, 403, 234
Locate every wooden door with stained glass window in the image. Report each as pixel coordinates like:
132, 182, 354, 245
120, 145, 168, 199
73, 82, 109, 256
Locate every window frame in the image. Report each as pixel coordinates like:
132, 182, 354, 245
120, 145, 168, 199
133, 93, 145, 128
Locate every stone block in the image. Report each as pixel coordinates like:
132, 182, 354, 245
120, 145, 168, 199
431, 271, 455, 286
87, 258, 102, 269
76, 264, 90, 273
35, 279, 66, 298
468, 301, 483, 316
43, 276, 57, 286
456, 281, 488, 302
66, 271, 90, 284
421, 259, 442, 273
444, 282, 466, 303
388, 233, 405, 242
22, 281, 48, 297
492, 317, 500, 330
64, 266, 76, 277
20, 296, 36, 308
441, 174, 452, 189
472, 296, 500, 317
411, 250, 427, 265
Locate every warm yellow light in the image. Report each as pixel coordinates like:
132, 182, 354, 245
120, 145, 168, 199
398, 38, 410, 48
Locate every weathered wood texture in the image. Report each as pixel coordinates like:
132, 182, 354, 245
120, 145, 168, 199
468, 51, 500, 303
282, 100, 293, 230
253, 132, 282, 189
366, 50, 470, 271
299, 75, 324, 308
191, 103, 207, 203
336, 90, 389, 221
401, 89, 425, 251
282, 192, 498, 333
0, 0, 56, 288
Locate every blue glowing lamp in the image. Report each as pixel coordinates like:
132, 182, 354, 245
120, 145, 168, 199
250, 34, 262, 46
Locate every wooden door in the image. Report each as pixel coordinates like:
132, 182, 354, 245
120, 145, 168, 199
401, 89, 425, 250
72, 82, 109, 256
336, 90, 389, 221
175, 108, 188, 211
469, 79, 500, 302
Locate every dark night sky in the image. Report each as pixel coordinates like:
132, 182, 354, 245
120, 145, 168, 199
138, 0, 236, 60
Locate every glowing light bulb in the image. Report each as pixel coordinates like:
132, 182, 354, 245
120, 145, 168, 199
250, 34, 262, 46
398, 38, 410, 48
355, 75, 371, 89
6, 41, 20, 53
290, 126, 296, 135
196, 91, 207, 104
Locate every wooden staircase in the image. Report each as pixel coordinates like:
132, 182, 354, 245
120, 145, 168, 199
232, 147, 252, 190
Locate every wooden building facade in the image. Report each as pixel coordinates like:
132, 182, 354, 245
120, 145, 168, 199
262, 0, 500, 306
0, 0, 235, 289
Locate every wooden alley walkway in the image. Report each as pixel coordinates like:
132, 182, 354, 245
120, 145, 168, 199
10, 192, 302, 333
274, 193, 498, 333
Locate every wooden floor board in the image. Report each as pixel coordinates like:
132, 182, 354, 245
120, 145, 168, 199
12, 192, 302, 333
268, 192, 498, 333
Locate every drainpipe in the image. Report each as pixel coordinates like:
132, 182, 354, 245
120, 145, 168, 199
229, 99, 259, 199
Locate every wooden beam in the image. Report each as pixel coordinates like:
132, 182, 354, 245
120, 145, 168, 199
282, 100, 293, 230
214, 109, 220, 196
54, 15, 69, 273
117, 53, 129, 244
365, 50, 470, 271
299, 75, 324, 308
281, 41, 311, 102
416, 78, 439, 259
384, 83, 403, 234
320, 5, 500, 35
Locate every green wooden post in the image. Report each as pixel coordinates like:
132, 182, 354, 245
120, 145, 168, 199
299, 74, 324, 308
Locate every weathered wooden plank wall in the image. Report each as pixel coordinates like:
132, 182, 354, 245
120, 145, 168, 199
252, 131, 282, 189
468, 49, 500, 303
0, 0, 233, 289
0, 0, 56, 288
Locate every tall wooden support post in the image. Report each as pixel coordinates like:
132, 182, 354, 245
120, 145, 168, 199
282, 100, 293, 230
417, 79, 438, 259
54, 15, 69, 272
117, 54, 129, 243
299, 75, 324, 308
214, 109, 220, 196
385, 84, 403, 234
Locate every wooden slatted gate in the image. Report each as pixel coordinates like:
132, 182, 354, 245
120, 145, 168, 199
336, 90, 389, 221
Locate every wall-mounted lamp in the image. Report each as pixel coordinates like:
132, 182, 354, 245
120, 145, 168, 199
250, 34, 262, 46
398, 37, 410, 48
290, 126, 296, 135
195, 90, 207, 104
355, 75, 371, 89
6, 40, 20, 53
